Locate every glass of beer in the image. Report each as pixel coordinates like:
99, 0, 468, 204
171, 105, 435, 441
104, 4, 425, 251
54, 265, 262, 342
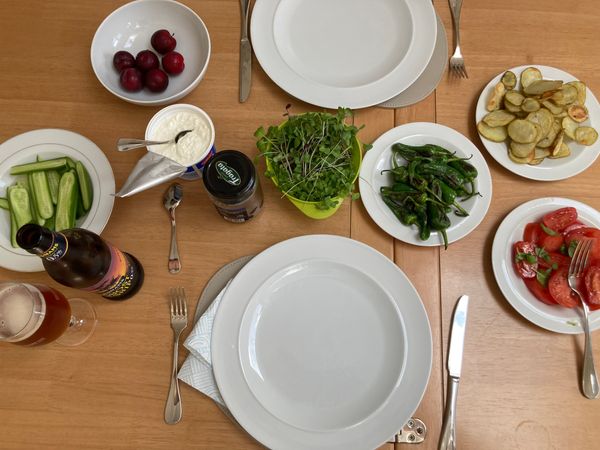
0, 282, 97, 347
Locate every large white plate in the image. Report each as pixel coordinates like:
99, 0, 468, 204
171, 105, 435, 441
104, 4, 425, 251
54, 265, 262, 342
250, 0, 436, 109
475, 65, 600, 181
491, 197, 600, 334
0, 129, 115, 272
378, 12, 447, 108
359, 122, 492, 247
212, 235, 432, 450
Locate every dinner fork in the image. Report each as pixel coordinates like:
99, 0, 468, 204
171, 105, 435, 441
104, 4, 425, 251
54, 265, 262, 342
165, 287, 189, 424
448, 0, 468, 78
568, 239, 600, 399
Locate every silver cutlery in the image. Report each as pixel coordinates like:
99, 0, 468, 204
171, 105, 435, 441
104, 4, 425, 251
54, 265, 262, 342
568, 239, 600, 399
439, 295, 469, 450
164, 183, 183, 274
387, 417, 427, 444
165, 287, 189, 424
448, 0, 467, 78
239, 0, 252, 102
116, 129, 193, 152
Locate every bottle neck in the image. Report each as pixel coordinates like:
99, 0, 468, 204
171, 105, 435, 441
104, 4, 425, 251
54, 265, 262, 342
16, 224, 68, 261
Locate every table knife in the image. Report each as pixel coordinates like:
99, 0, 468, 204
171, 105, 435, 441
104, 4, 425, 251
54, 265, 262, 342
239, 0, 252, 102
439, 295, 469, 450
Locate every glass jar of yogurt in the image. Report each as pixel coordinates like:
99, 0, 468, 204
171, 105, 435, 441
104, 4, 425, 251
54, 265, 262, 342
145, 104, 216, 180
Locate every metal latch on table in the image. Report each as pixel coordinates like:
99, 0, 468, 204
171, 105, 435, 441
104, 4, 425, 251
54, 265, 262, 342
387, 418, 427, 444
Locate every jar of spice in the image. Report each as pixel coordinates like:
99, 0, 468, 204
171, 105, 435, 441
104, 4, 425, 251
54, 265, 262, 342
202, 150, 263, 222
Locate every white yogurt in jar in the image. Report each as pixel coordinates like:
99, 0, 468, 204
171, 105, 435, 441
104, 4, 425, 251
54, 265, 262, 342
145, 104, 216, 178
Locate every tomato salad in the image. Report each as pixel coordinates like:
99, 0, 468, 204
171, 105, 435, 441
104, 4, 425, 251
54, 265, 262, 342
513, 207, 600, 309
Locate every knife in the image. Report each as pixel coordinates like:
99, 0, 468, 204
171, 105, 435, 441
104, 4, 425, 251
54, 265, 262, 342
239, 0, 252, 102
439, 295, 469, 450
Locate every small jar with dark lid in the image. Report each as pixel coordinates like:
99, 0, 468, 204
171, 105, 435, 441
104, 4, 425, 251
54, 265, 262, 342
202, 150, 263, 223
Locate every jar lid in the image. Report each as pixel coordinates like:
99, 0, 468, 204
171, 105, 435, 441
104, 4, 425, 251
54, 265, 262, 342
202, 150, 256, 201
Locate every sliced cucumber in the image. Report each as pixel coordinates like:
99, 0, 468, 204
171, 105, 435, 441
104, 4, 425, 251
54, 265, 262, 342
46, 170, 60, 205
65, 157, 77, 170
30, 171, 54, 219
75, 161, 93, 211
55, 171, 78, 231
26, 174, 46, 226
10, 158, 68, 175
7, 185, 33, 230
9, 206, 18, 248
0, 198, 8, 210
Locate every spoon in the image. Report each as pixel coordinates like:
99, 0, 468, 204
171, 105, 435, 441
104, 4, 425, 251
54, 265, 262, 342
117, 129, 193, 152
164, 183, 183, 274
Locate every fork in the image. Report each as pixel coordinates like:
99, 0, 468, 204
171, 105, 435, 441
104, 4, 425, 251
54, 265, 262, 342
165, 287, 189, 424
448, 0, 468, 78
568, 239, 600, 399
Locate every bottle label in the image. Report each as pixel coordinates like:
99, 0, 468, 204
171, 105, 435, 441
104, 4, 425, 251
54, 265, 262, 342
216, 161, 241, 186
83, 244, 137, 298
40, 233, 68, 262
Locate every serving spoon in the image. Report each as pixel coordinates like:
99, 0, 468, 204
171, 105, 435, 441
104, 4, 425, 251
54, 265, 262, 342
116, 129, 193, 152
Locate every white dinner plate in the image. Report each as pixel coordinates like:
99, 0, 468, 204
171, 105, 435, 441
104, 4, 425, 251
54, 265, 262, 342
359, 122, 492, 247
211, 235, 432, 450
378, 12, 448, 109
491, 197, 600, 334
250, 0, 436, 109
0, 129, 115, 272
475, 65, 600, 181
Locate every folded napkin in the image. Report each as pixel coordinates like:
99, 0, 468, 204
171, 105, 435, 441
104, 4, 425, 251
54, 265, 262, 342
177, 282, 230, 409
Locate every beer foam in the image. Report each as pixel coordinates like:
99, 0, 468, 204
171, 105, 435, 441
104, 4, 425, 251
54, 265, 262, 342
0, 284, 42, 341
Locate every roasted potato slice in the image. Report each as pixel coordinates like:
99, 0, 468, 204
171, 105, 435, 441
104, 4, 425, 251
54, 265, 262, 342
534, 147, 551, 159
477, 121, 508, 142
523, 79, 563, 96
510, 140, 536, 158
551, 131, 564, 156
504, 100, 522, 113
521, 98, 541, 112
548, 142, 571, 159
566, 81, 586, 105
502, 71, 517, 89
536, 124, 559, 148
527, 108, 553, 136
508, 119, 538, 143
483, 110, 516, 127
575, 126, 599, 146
551, 85, 578, 106
562, 116, 579, 139
487, 82, 506, 112
528, 158, 544, 165
505, 90, 524, 106
520, 67, 543, 89
567, 104, 589, 123
508, 147, 534, 164
541, 100, 563, 116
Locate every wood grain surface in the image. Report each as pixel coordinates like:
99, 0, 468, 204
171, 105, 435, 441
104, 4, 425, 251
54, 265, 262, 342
1, 0, 600, 449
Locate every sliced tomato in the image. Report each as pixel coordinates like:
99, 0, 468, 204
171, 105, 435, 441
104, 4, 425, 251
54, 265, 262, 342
564, 228, 600, 263
562, 221, 586, 235
523, 222, 543, 244
584, 265, 600, 305
538, 252, 571, 269
548, 266, 579, 308
543, 207, 578, 232
539, 232, 564, 252
524, 277, 557, 305
513, 241, 538, 279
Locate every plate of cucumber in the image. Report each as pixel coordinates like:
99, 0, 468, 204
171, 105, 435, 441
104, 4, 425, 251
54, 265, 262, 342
0, 129, 115, 272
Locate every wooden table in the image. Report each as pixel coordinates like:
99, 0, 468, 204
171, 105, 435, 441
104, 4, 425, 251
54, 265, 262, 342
2, 0, 600, 448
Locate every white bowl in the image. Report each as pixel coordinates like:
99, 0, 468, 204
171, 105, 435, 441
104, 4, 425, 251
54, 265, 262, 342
90, 0, 211, 106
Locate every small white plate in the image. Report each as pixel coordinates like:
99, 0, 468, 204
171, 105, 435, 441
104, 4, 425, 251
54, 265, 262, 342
491, 197, 600, 334
359, 122, 492, 247
378, 12, 447, 109
0, 129, 115, 272
250, 0, 436, 109
475, 65, 600, 181
212, 235, 431, 450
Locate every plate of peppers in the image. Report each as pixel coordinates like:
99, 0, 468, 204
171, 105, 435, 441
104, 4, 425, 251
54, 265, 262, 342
359, 122, 492, 248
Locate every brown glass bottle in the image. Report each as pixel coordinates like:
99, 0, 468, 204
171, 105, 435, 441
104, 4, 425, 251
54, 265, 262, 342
16, 224, 144, 300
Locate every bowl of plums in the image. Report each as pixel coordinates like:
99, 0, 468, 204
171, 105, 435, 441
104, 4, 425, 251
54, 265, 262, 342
90, 0, 211, 106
